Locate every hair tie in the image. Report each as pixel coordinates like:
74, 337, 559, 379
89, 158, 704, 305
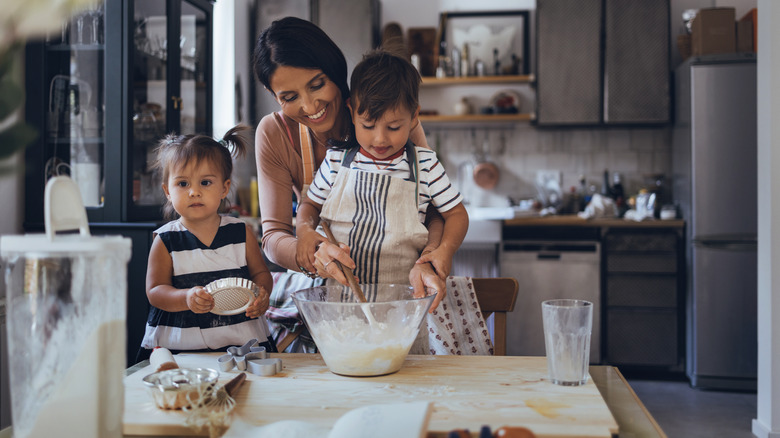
218, 138, 228, 147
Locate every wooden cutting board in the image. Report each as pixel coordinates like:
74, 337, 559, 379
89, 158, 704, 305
124, 353, 618, 437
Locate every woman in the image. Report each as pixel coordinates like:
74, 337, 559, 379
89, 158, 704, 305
252, 17, 447, 350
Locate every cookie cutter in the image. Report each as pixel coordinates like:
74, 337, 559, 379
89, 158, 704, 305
217, 339, 267, 372
216, 339, 283, 376
248, 358, 283, 376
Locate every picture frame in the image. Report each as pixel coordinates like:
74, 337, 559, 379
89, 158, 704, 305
438, 10, 530, 76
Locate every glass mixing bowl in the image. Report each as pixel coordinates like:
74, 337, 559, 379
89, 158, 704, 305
292, 284, 436, 376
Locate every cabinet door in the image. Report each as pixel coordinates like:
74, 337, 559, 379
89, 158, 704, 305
536, 0, 670, 126
24, 1, 113, 225
128, 0, 212, 221
536, 0, 602, 125
603, 0, 670, 124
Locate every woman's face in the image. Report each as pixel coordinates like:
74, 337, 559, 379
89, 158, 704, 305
269, 65, 344, 136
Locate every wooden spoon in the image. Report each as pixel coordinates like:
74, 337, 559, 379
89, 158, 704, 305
320, 221, 367, 303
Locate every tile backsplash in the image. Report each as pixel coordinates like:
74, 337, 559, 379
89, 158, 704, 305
427, 124, 673, 208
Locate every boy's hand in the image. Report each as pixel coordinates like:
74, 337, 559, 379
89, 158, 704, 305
246, 286, 270, 318
186, 286, 215, 313
415, 247, 452, 280
409, 262, 446, 313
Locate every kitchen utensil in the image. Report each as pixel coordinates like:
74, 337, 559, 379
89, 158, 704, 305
473, 131, 500, 190
247, 358, 283, 376
185, 372, 247, 438
142, 367, 220, 410
319, 221, 380, 328
320, 221, 367, 303
292, 284, 435, 376
1, 175, 131, 438
150, 347, 179, 372
205, 277, 258, 316
216, 338, 266, 371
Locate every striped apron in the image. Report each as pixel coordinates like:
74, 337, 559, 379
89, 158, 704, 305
320, 142, 428, 284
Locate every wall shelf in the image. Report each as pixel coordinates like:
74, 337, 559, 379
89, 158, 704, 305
419, 113, 535, 124
421, 74, 535, 86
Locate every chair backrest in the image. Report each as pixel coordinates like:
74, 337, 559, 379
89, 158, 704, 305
472, 277, 519, 356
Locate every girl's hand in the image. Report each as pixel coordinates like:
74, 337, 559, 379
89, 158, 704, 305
186, 286, 215, 313
246, 286, 270, 318
313, 241, 357, 285
409, 262, 446, 313
415, 248, 452, 280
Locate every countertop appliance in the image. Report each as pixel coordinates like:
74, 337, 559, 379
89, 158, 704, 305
672, 54, 757, 390
501, 240, 601, 362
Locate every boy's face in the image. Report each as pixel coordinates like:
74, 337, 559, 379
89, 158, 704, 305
348, 97, 419, 159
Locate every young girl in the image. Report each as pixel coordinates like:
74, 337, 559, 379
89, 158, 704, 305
137, 125, 275, 361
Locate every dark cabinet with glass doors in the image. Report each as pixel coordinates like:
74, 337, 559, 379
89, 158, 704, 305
23, 0, 213, 365
24, 0, 213, 226
129, 0, 213, 221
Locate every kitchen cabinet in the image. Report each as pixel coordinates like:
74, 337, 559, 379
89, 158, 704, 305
602, 227, 684, 373
23, 0, 214, 365
501, 217, 685, 375
418, 75, 535, 126
535, 0, 670, 126
24, 0, 213, 226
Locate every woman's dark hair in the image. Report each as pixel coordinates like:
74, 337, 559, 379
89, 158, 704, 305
152, 124, 253, 220
252, 16, 350, 101
350, 50, 421, 122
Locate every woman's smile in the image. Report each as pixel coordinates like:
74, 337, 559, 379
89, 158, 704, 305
269, 66, 345, 136
307, 106, 327, 121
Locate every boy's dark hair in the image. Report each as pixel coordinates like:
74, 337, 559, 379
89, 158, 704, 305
253, 16, 350, 102
152, 124, 253, 220
350, 50, 421, 121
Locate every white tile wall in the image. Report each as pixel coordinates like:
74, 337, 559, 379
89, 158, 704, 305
427, 124, 673, 208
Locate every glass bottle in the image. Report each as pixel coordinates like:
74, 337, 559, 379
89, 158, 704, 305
612, 172, 626, 217
601, 170, 612, 198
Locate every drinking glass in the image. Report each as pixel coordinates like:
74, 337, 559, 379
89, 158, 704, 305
542, 299, 593, 386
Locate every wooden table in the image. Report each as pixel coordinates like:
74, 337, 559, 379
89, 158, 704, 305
0, 354, 665, 438
121, 353, 665, 438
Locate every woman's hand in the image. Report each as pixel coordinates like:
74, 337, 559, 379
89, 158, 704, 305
186, 286, 215, 313
295, 226, 326, 278
246, 286, 270, 318
409, 262, 446, 313
312, 240, 357, 285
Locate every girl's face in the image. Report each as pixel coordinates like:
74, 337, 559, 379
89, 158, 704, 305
269, 66, 344, 136
163, 159, 230, 223
348, 98, 419, 160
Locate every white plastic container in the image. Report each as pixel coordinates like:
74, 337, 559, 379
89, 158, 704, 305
0, 176, 131, 438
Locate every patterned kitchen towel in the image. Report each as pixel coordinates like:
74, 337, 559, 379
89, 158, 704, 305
425, 276, 494, 355
265, 271, 323, 353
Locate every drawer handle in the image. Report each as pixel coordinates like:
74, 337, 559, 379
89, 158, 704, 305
537, 253, 561, 260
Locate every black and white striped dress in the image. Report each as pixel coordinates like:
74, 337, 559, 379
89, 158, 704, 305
140, 216, 272, 351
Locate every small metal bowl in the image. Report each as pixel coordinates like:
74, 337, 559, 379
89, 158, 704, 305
142, 368, 219, 410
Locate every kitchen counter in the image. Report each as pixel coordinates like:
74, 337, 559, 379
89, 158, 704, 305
504, 215, 684, 228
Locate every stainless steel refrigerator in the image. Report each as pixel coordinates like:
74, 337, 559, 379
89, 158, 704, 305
672, 55, 757, 391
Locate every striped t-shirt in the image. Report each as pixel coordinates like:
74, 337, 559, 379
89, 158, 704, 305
140, 215, 271, 351
307, 146, 462, 222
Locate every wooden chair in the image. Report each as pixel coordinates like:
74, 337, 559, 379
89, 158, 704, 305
472, 277, 519, 356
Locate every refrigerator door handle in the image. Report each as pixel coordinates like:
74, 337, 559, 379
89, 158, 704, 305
693, 240, 757, 251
